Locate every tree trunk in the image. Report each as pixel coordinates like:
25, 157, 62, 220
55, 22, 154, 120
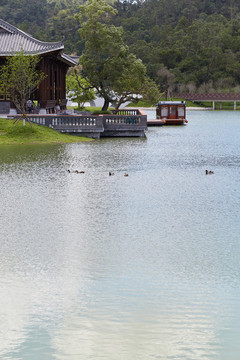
102, 98, 110, 112
115, 100, 123, 110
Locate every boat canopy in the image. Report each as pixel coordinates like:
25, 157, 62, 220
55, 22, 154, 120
157, 101, 186, 106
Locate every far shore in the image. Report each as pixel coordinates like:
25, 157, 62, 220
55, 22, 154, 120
0, 106, 214, 122
136, 106, 211, 111
0, 106, 216, 119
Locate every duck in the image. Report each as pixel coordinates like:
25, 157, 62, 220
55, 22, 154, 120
75, 170, 85, 174
124, 173, 129, 177
206, 170, 214, 175
67, 170, 85, 174
109, 171, 115, 176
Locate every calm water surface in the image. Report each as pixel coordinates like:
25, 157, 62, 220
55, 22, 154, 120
0, 110, 240, 360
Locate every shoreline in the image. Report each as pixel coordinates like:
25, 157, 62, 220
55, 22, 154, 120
0, 118, 91, 145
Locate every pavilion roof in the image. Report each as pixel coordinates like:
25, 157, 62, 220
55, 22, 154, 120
0, 19, 78, 66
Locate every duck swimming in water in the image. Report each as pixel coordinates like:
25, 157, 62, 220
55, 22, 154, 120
206, 170, 214, 175
109, 172, 115, 176
67, 170, 85, 174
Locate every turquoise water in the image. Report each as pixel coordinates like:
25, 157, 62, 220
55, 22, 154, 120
0, 110, 240, 360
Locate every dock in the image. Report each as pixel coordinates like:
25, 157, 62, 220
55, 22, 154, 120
147, 119, 165, 126
9, 109, 147, 139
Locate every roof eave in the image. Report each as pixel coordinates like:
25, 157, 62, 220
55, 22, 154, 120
0, 46, 65, 58
58, 53, 79, 66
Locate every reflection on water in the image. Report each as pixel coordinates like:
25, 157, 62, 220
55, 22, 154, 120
0, 111, 240, 359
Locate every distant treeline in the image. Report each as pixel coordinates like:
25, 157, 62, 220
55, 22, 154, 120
2, 0, 240, 93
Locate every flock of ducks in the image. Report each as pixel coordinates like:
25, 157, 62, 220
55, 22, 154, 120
205, 170, 214, 175
67, 170, 129, 176
67, 170, 85, 174
109, 171, 128, 177
68, 169, 214, 176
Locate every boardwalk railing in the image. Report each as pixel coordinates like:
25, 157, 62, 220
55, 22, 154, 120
102, 109, 147, 137
28, 114, 104, 139
176, 93, 240, 110
111, 108, 141, 115
18, 108, 147, 138
177, 93, 240, 101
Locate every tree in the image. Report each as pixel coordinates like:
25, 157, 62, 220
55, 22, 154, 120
0, 50, 46, 126
66, 66, 96, 109
76, 0, 127, 111
156, 67, 176, 98
113, 54, 160, 108
76, 0, 159, 111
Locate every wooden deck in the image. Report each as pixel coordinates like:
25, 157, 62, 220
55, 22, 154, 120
147, 119, 165, 126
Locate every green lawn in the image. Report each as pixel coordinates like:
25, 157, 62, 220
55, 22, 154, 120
0, 118, 91, 145
69, 106, 114, 113
126, 99, 207, 108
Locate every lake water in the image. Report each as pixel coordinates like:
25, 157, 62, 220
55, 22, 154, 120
0, 110, 240, 360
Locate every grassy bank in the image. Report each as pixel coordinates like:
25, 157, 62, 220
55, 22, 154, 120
0, 118, 91, 145
126, 99, 240, 110
126, 99, 207, 108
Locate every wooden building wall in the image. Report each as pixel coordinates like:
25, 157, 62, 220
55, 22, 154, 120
36, 52, 69, 109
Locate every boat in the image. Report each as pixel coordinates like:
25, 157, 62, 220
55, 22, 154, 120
155, 101, 188, 125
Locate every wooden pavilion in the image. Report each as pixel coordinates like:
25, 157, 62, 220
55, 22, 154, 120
0, 19, 78, 114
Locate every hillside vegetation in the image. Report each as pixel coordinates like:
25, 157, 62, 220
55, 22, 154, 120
1, 0, 240, 94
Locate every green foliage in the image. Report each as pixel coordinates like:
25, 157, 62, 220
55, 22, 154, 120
113, 0, 240, 93
76, 0, 159, 110
91, 110, 112, 115
0, 0, 49, 36
66, 67, 96, 108
127, 100, 154, 107
0, 50, 46, 123
113, 53, 147, 108
76, 0, 128, 110
3, 0, 240, 93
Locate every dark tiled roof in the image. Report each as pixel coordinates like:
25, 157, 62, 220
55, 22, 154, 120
0, 19, 78, 65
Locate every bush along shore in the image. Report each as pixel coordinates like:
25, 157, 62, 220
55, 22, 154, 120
0, 118, 91, 145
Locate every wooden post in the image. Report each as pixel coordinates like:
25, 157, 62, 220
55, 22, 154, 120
212, 101, 215, 110
234, 101, 237, 110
